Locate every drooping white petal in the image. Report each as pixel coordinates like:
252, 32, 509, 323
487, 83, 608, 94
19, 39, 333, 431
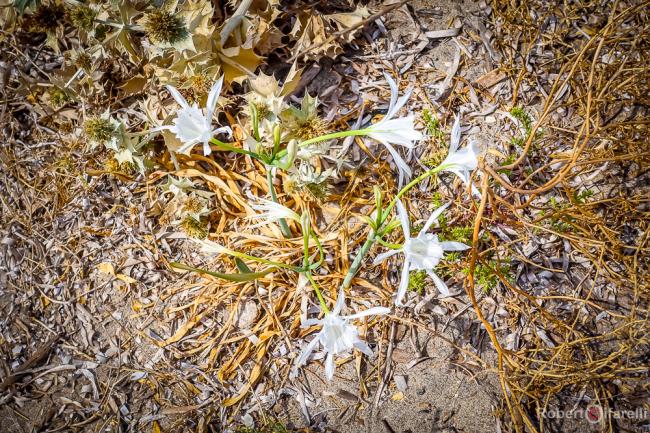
440, 241, 471, 251
372, 248, 401, 265
343, 306, 391, 320
384, 72, 399, 116
202, 140, 211, 156
449, 114, 461, 153
212, 125, 233, 138
390, 87, 414, 120
395, 199, 411, 240
296, 334, 320, 367
427, 270, 450, 297
206, 75, 224, 121
395, 261, 411, 306
420, 202, 450, 234
381, 140, 412, 186
324, 352, 335, 380
353, 340, 374, 357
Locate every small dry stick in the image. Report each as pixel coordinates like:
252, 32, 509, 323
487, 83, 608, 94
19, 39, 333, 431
289, 0, 411, 62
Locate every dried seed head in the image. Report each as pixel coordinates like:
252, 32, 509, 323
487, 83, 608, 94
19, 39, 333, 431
84, 117, 116, 143
75, 51, 93, 72
143, 10, 189, 46
182, 196, 204, 214
27, 3, 66, 33
180, 216, 207, 239
68, 5, 96, 31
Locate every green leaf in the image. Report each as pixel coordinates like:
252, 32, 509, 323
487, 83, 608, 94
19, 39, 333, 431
235, 258, 252, 273
170, 262, 273, 282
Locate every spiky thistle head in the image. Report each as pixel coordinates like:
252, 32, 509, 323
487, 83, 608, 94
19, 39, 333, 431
84, 117, 116, 144
143, 9, 189, 46
67, 5, 96, 31
180, 216, 207, 239
27, 3, 66, 33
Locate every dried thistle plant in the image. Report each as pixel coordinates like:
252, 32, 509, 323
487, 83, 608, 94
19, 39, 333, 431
143, 9, 189, 46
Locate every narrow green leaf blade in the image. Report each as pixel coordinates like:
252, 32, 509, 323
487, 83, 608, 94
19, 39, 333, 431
170, 262, 273, 282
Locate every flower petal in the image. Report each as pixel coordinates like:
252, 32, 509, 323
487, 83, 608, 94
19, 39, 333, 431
166, 85, 190, 109
296, 334, 320, 367
449, 114, 461, 153
440, 241, 470, 251
427, 270, 450, 297
211, 125, 233, 138
202, 140, 212, 156
353, 340, 373, 357
332, 287, 346, 315
206, 75, 224, 121
343, 306, 391, 320
383, 72, 399, 117
395, 199, 411, 240
387, 86, 414, 120
324, 352, 336, 380
372, 248, 401, 265
420, 202, 450, 234
381, 141, 412, 186
395, 261, 411, 307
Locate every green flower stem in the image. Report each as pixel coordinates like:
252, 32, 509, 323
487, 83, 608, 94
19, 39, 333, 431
210, 138, 260, 160
382, 164, 452, 221
266, 170, 292, 238
273, 129, 371, 162
376, 238, 402, 249
305, 272, 330, 314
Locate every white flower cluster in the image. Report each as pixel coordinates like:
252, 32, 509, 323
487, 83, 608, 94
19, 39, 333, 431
158, 73, 480, 380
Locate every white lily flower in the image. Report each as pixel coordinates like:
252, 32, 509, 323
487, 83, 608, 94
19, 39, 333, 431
295, 288, 390, 380
441, 115, 480, 195
364, 74, 423, 185
164, 76, 232, 156
247, 195, 301, 228
373, 200, 470, 306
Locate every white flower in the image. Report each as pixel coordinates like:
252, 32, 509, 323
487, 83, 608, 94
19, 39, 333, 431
441, 115, 480, 195
373, 200, 470, 306
247, 195, 300, 228
364, 74, 423, 185
165, 76, 232, 156
295, 288, 390, 380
